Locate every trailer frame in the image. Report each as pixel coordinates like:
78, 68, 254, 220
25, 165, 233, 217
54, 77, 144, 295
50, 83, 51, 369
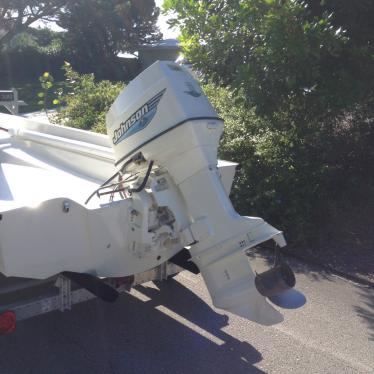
0, 262, 182, 327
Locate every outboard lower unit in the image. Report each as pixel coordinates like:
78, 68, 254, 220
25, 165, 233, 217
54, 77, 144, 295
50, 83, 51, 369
0, 61, 304, 326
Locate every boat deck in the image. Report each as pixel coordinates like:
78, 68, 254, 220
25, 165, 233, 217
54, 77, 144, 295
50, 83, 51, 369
0, 132, 101, 211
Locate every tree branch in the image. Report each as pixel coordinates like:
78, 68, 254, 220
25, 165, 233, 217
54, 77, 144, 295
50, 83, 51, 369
0, 0, 71, 45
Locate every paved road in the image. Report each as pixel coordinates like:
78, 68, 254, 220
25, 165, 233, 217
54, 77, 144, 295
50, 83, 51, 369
0, 254, 373, 374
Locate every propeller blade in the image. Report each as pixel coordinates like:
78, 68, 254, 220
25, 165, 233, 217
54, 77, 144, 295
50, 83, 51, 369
268, 288, 306, 309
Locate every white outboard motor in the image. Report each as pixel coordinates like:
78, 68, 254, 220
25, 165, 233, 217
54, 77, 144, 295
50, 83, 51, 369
106, 61, 217, 166
106, 61, 289, 325
0, 61, 304, 326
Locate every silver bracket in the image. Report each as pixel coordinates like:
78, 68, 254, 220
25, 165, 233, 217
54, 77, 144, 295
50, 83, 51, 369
55, 275, 72, 312
159, 261, 168, 281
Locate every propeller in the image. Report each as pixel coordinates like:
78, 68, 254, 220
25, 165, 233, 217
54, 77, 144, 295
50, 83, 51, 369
254, 250, 307, 310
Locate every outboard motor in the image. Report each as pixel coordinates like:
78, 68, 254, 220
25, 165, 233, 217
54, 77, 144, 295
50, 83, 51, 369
106, 61, 304, 325
0, 60, 305, 325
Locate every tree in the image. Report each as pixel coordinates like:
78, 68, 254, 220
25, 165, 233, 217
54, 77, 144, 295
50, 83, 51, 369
164, 0, 374, 118
304, 0, 374, 47
56, 0, 161, 79
5, 27, 65, 55
0, 0, 68, 46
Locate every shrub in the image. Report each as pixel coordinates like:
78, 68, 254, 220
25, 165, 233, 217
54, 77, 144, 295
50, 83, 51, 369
204, 83, 374, 245
52, 62, 124, 133
0, 28, 68, 85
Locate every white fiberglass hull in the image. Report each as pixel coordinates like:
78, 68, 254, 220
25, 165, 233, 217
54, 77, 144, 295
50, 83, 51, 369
0, 114, 236, 280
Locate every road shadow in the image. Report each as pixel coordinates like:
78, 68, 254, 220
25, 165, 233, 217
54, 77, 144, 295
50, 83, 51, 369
355, 287, 374, 342
0, 279, 265, 374
248, 244, 335, 283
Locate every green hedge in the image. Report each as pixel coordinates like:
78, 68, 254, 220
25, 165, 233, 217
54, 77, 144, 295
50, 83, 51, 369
0, 49, 67, 87
52, 63, 124, 133
204, 84, 374, 245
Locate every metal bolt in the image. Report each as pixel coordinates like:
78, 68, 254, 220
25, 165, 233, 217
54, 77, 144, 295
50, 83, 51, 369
62, 201, 70, 213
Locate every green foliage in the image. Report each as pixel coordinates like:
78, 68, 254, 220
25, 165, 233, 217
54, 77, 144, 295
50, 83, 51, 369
38, 71, 59, 118
7, 28, 65, 56
0, 1, 69, 47
0, 28, 68, 85
52, 63, 124, 133
166, 1, 374, 244
165, 0, 374, 117
204, 83, 374, 243
57, 0, 161, 79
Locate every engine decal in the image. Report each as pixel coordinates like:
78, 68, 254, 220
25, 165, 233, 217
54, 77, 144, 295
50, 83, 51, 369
112, 88, 166, 145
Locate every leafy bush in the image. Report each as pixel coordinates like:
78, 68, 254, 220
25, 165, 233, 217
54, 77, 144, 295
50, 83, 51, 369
204, 83, 374, 245
165, 0, 374, 119
166, 0, 374, 247
0, 28, 68, 85
38, 72, 60, 118
5, 28, 65, 56
52, 63, 124, 133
